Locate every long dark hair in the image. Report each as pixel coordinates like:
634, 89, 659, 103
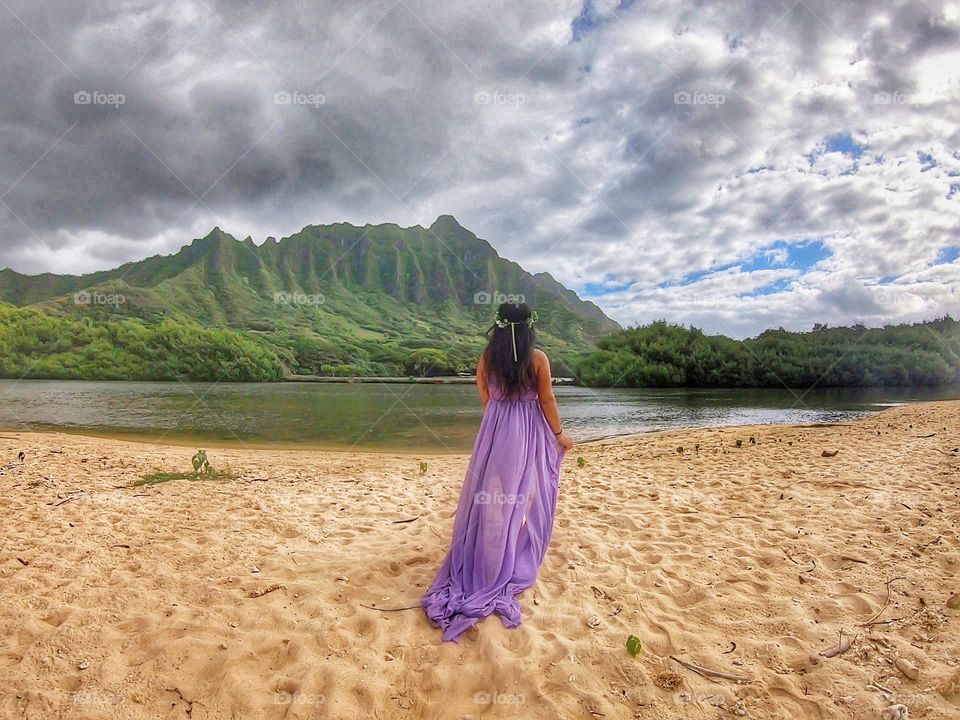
483, 302, 536, 396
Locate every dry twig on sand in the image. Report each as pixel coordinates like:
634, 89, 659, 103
359, 603, 421, 612
821, 628, 858, 658
868, 681, 894, 700
860, 577, 906, 627
669, 655, 753, 683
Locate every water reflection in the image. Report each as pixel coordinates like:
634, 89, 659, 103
0, 380, 956, 452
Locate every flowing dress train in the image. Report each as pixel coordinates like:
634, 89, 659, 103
421, 380, 565, 642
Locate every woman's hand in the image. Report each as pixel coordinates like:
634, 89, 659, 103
556, 432, 574, 452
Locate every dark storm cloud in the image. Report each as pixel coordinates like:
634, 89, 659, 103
0, 0, 957, 336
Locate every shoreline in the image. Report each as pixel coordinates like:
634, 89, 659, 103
2, 401, 958, 719
0, 425, 470, 456
0, 412, 877, 455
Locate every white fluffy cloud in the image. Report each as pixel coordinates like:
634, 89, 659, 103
0, 0, 957, 336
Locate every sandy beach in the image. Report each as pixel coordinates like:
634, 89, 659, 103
1, 401, 958, 720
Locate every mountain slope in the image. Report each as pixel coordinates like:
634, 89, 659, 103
0, 217, 619, 378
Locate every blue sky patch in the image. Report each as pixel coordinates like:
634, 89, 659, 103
654, 239, 831, 290
917, 151, 936, 171
741, 239, 830, 272
582, 279, 633, 296
823, 132, 865, 157
741, 276, 793, 297
936, 245, 960, 264
571, 1, 598, 41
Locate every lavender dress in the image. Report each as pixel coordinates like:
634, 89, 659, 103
421, 379, 565, 642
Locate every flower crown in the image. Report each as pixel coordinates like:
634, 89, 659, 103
494, 309, 538, 328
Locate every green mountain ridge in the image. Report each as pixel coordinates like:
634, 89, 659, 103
0, 216, 620, 379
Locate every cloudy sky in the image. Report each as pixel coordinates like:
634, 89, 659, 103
1, 0, 958, 336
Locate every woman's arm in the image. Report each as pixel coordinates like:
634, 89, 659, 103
476, 351, 489, 408
534, 350, 573, 451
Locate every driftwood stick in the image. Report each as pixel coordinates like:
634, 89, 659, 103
868, 681, 894, 699
860, 577, 906, 626
821, 628, 858, 658
862, 615, 909, 627
359, 603, 421, 612
669, 655, 752, 683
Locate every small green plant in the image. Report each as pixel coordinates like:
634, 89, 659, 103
419, 461, 428, 475
676, 446, 683, 455
192, 449, 212, 475
135, 449, 234, 486
735, 439, 743, 448
576, 456, 586, 468
626, 635, 642, 657
749, 436, 756, 445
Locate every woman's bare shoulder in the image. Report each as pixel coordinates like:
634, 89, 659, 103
532, 348, 549, 365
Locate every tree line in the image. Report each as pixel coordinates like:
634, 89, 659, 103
3, 301, 958, 387
0, 303, 283, 381
577, 318, 960, 388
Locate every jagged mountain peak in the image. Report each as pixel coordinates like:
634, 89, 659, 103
0, 218, 620, 375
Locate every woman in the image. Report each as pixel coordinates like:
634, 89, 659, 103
421, 302, 574, 642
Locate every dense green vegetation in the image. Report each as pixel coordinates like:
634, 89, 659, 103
0, 217, 619, 380
0, 303, 283, 381
5, 218, 955, 389
578, 318, 960, 388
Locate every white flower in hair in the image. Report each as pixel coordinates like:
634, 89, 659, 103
493, 310, 537, 328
